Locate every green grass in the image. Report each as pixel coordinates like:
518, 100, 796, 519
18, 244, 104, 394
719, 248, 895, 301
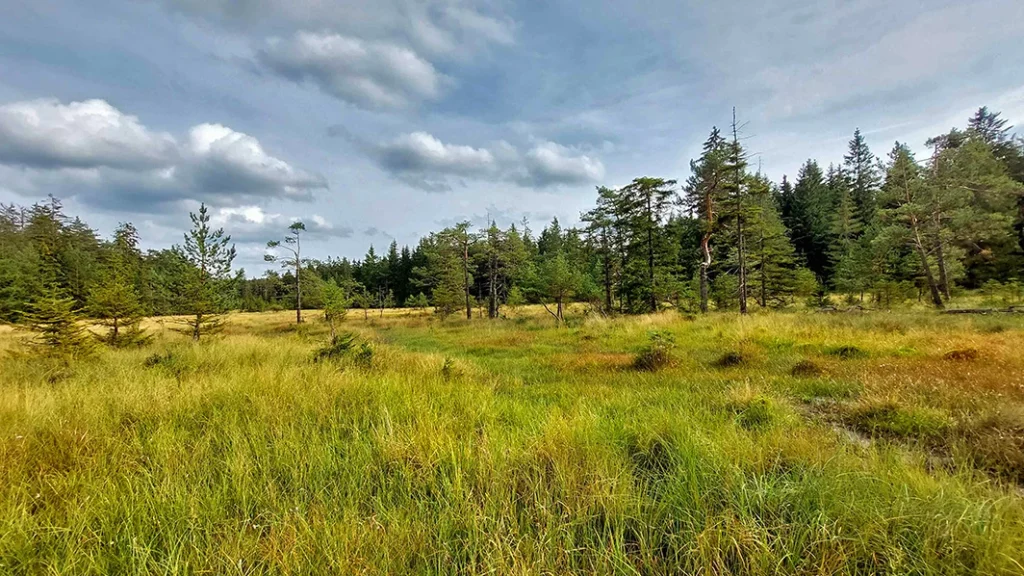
1, 308, 1024, 574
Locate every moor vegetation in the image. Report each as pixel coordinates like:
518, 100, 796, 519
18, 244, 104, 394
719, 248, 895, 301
1, 106, 1024, 574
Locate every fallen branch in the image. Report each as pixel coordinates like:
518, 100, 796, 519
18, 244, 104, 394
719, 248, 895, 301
941, 307, 1024, 315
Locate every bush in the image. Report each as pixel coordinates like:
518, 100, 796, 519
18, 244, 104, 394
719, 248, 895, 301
354, 342, 374, 368
632, 331, 675, 371
441, 356, 463, 380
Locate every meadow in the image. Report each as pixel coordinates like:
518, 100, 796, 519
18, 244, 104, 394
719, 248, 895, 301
2, 307, 1024, 574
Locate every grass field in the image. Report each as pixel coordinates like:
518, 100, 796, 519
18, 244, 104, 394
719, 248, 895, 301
2, 307, 1024, 574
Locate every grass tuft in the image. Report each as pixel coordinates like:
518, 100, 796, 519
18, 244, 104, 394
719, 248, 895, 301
943, 348, 980, 361
826, 345, 868, 359
632, 331, 675, 371
713, 351, 745, 368
791, 359, 825, 377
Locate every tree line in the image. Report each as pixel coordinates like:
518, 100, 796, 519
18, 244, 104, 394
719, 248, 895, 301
2, 106, 1023, 348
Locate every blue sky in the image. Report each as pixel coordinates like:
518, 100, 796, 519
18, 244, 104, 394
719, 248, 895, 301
1, 0, 1023, 274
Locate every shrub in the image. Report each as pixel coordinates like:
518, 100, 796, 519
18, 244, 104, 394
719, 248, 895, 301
441, 356, 462, 380
632, 331, 675, 371
312, 332, 357, 363
354, 342, 374, 368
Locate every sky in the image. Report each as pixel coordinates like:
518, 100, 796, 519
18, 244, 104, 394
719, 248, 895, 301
1, 0, 1023, 275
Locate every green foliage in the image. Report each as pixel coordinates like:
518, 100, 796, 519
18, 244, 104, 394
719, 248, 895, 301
89, 223, 149, 347
180, 204, 236, 340
312, 332, 357, 363
21, 283, 93, 360
632, 330, 676, 371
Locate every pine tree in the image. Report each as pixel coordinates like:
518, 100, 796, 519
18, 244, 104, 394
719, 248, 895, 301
536, 251, 581, 325
181, 204, 236, 340
266, 221, 306, 324
877, 142, 945, 308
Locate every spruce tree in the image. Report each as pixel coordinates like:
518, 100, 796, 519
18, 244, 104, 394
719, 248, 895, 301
844, 129, 881, 227
89, 223, 148, 347
745, 174, 801, 307
181, 204, 236, 340
24, 283, 92, 360
721, 110, 751, 313
683, 128, 727, 312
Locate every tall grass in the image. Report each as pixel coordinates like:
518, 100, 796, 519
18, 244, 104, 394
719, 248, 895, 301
1, 309, 1023, 574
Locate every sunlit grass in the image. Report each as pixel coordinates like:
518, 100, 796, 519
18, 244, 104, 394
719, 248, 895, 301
2, 307, 1024, 573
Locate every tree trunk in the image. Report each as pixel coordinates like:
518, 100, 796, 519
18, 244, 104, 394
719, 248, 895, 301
647, 194, 657, 313
912, 222, 944, 309
737, 205, 747, 314
934, 240, 951, 301
603, 232, 613, 314
295, 260, 302, 325
488, 253, 498, 319
463, 241, 471, 320
699, 264, 709, 313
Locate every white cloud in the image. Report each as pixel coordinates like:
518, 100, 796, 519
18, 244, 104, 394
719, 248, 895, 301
163, 0, 514, 57
378, 131, 495, 174
520, 141, 606, 186
213, 205, 352, 244
372, 132, 606, 191
0, 99, 327, 211
257, 32, 445, 109
184, 123, 326, 202
0, 99, 178, 169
